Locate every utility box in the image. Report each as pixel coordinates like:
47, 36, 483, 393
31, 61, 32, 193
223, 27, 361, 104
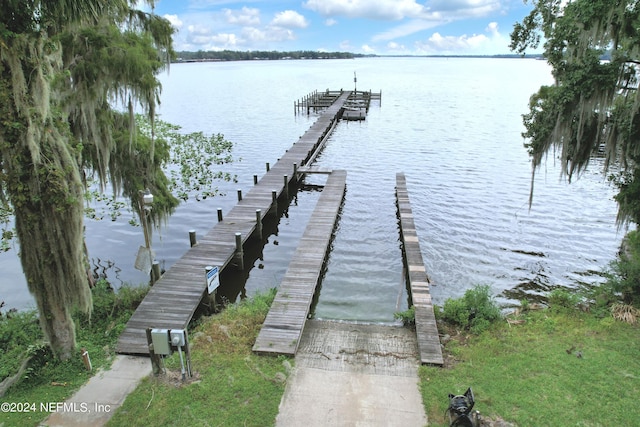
150, 329, 171, 355
170, 329, 186, 347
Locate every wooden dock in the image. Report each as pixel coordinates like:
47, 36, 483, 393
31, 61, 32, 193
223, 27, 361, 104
295, 89, 381, 117
395, 173, 444, 366
116, 92, 352, 355
252, 170, 346, 356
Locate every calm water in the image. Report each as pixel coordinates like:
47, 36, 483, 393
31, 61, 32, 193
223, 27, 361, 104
1, 58, 625, 323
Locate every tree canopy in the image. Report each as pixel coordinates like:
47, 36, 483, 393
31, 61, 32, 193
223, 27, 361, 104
0, 0, 177, 360
510, 0, 640, 225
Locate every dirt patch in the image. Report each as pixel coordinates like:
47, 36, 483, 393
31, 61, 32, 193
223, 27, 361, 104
155, 368, 201, 388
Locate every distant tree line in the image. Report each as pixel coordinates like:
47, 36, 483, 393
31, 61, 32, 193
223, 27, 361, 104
175, 50, 371, 62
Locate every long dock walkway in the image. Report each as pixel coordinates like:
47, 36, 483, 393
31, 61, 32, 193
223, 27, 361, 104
395, 173, 444, 366
253, 170, 346, 356
116, 92, 351, 355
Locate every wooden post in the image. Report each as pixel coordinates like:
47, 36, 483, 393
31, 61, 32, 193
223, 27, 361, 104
293, 163, 298, 180
266, 162, 270, 172
283, 175, 289, 199
217, 208, 223, 222
152, 261, 161, 284
189, 230, 197, 247
81, 348, 92, 372
146, 328, 162, 376
253, 174, 258, 185
235, 232, 244, 270
237, 189, 242, 201
256, 209, 262, 240
271, 190, 278, 212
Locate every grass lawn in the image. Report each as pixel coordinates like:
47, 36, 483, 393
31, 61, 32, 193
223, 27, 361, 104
107, 288, 290, 427
420, 309, 640, 426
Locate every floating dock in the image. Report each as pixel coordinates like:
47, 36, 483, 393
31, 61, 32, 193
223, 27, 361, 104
252, 170, 346, 356
395, 173, 444, 366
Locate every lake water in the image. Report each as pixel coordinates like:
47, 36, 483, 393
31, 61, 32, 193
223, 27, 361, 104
0, 57, 625, 323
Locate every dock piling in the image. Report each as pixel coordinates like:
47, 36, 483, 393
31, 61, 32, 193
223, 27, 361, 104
189, 230, 197, 247
235, 232, 244, 270
283, 175, 289, 199
256, 209, 263, 239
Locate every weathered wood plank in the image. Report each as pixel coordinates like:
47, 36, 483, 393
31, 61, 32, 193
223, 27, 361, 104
253, 170, 346, 356
396, 173, 444, 366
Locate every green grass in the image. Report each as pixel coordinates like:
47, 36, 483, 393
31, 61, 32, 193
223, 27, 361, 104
108, 288, 290, 427
4, 282, 639, 427
0, 281, 148, 427
420, 309, 640, 426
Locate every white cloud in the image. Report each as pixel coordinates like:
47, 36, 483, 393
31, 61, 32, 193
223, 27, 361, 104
339, 40, 352, 51
325, 18, 338, 26
419, 32, 488, 52
361, 44, 376, 53
386, 41, 407, 52
164, 14, 183, 30
224, 7, 260, 26
413, 21, 509, 55
372, 18, 443, 42
428, 0, 502, 16
271, 10, 309, 29
304, 0, 425, 20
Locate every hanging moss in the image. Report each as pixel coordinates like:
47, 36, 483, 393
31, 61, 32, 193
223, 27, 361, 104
0, 1, 175, 360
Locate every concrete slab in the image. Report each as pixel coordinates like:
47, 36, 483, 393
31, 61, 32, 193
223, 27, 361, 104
42, 355, 151, 427
276, 320, 427, 427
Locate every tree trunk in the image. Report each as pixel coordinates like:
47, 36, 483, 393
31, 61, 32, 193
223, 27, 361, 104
4, 135, 91, 361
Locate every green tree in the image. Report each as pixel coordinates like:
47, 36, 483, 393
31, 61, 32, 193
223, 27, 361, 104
0, 1, 175, 360
510, 0, 640, 224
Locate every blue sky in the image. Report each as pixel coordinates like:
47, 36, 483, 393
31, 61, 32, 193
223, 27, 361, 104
151, 0, 538, 56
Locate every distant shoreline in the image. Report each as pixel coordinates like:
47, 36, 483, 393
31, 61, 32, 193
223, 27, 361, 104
173, 51, 544, 63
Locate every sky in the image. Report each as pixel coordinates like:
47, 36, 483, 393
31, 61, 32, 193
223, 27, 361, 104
150, 0, 538, 56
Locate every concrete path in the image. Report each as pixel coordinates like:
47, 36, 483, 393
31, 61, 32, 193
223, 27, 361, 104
276, 320, 428, 427
39, 320, 426, 427
42, 355, 151, 427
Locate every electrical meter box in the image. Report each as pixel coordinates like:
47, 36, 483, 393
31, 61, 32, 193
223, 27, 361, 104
151, 328, 171, 355
170, 329, 186, 347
